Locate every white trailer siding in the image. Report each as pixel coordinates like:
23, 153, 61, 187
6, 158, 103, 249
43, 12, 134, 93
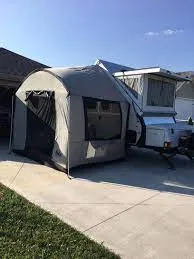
175, 97, 194, 120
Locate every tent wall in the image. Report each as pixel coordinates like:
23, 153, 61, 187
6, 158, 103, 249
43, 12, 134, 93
68, 96, 128, 168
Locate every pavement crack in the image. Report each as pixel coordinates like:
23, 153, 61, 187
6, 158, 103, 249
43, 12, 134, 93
83, 191, 160, 233
9, 162, 25, 186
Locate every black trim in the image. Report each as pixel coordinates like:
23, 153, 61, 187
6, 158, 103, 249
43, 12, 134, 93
126, 130, 137, 144
125, 104, 130, 151
129, 102, 146, 147
136, 114, 146, 146
143, 112, 177, 117
83, 97, 122, 141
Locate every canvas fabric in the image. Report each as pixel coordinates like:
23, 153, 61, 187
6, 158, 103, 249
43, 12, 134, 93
13, 65, 128, 169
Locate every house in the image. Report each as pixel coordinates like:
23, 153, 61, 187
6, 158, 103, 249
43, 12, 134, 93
0, 48, 49, 136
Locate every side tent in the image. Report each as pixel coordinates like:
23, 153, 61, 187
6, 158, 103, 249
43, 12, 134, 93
12, 65, 128, 170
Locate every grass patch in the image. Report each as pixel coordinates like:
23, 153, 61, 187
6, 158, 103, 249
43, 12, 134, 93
0, 184, 119, 258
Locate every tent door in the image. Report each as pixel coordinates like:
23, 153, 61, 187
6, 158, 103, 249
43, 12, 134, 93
25, 91, 56, 159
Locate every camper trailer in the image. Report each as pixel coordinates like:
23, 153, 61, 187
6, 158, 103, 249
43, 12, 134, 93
110, 67, 194, 168
11, 61, 194, 171
12, 65, 128, 172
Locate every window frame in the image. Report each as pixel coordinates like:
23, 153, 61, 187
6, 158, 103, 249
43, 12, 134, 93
83, 97, 122, 141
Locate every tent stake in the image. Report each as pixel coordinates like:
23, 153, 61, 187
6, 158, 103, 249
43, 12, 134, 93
8, 95, 14, 154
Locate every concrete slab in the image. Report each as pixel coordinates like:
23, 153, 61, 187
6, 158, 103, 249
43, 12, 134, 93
1, 142, 194, 258
86, 202, 194, 259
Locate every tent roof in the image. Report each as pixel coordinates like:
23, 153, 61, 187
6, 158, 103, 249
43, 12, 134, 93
94, 59, 134, 74
45, 65, 126, 102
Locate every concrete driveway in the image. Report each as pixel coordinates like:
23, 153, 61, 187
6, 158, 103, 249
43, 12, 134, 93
1, 141, 194, 259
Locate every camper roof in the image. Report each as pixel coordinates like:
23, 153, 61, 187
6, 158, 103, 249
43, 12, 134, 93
114, 67, 191, 82
95, 59, 133, 74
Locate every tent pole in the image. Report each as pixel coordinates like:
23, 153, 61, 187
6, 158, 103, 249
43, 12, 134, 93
67, 96, 70, 179
67, 129, 70, 178
8, 95, 14, 154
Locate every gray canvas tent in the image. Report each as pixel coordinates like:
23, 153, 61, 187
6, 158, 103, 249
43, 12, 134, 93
12, 65, 128, 171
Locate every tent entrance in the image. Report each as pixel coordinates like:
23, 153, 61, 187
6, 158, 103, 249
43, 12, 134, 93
25, 91, 56, 159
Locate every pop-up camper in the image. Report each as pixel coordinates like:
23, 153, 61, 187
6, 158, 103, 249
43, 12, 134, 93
95, 59, 194, 168
12, 65, 128, 172
112, 67, 194, 167
12, 60, 194, 171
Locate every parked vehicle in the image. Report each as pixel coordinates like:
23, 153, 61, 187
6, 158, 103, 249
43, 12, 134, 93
109, 67, 194, 168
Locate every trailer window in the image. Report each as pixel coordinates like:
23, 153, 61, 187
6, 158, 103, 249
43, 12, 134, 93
83, 98, 122, 140
117, 76, 139, 98
147, 78, 175, 107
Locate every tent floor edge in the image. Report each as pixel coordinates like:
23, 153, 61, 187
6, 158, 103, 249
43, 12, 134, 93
12, 149, 67, 173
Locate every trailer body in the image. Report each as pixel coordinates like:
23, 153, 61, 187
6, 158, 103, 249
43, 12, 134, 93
110, 67, 194, 160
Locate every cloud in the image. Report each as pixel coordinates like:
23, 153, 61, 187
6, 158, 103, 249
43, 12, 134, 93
163, 29, 184, 35
145, 29, 184, 37
145, 31, 159, 36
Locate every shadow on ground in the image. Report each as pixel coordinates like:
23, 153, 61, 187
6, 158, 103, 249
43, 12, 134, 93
1, 137, 194, 196
0, 138, 36, 164
72, 147, 194, 196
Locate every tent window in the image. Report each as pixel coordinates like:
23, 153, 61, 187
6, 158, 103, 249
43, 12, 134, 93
83, 98, 122, 140
86, 100, 98, 111
101, 101, 110, 111
147, 78, 175, 107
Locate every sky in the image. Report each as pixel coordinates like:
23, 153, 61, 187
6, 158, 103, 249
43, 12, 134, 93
0, 0, 194, 71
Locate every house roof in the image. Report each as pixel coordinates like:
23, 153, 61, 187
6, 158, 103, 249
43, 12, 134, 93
0, 48, 49, 80
95, 59, 134, 74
